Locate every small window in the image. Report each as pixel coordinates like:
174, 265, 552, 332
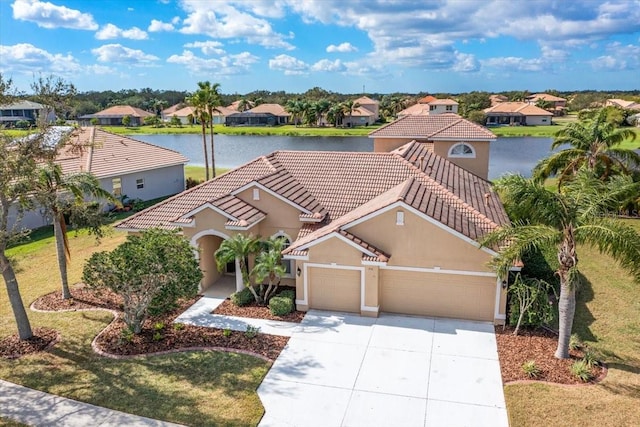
446, 105, 453, 111
429, 105, 436, 111
396, 211, 404, 225
253, 188, 260, 200
112, 178, 122, 196
448, 143, 476, 158
136, 178, 144, 189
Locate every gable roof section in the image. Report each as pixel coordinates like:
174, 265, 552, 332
55, 127, 188, 179
0, 100, 46, 110
483, 102, 552, 116
249, 103, 290, 116
87, 105, 154, 118
369, 114, 496, 140
527, 93, 566, 102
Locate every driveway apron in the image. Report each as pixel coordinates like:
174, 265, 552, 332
258, 310, 508, 427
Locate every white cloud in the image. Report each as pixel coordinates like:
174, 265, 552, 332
167, 49, 259, 75
96, 23, 148, 40
92, 44, 158, 65
178, 1, 294, 50
268, 54, 308, 75
148, 19, 174, 32
590, 41, 640, 70
326, 42, 357, 53
0, 43, 81, 75
11, 0, 98, 30
481, 56, 546, 72
452, 52, 479, 72
311, 59, 346, 72
184, 41, 225, 55
85, 64, 115, 75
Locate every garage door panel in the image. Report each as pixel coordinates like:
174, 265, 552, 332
380, 270, 494, 321
309, 267, 360, 313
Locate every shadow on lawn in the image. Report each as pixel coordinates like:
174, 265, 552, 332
572, 272, 597, 343
597, 363, 640, 397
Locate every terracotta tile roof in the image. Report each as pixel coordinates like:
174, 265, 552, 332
89, 105, 154, 118
483, 102, 552, 116
162, 103, 185, 115
369, 114, 496, 140
55, 127, 188, 179
354, 96, 379, 105
248, 103, 290, 116
350, 106, 376, 117
339, 230, 389, 262
428, 99, 458, 105
256, 168, 327, 219
418, 95, 437, 104
397, 104, 432, 116
527, 93, 566, 102
167, 106, 196, 117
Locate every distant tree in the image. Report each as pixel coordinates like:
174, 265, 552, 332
237, 98, 252, 112
342, 100, 361, 127
121, 115, 131, 127
466, 110, 487, 125
83, 229, 202, 334
457, 92, 491, 117
535, 99, 553, 111
143, 115, 160, 127
30, 74, 77, 125
170, 115, 182, 127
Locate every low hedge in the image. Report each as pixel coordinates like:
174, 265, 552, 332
269, 296, 294, 316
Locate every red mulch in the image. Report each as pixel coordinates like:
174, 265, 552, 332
213, 299, 306, 323
495, 326, 604, 385
23, 284, 288, 361
0, 327, 59, 359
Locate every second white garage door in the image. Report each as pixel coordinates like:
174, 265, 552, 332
380, 269, 495, 321
308, 267, 360, 313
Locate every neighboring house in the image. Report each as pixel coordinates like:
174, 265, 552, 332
368, 114, 497, 179
14, 127, 188, 229
0, 100, 54, 125
225, 103, 290, 126
78, 105, 155, 126
165, 106, 196, 125
606, 99, 640, 111
117, 116, 512, 325
483, 102, 553, 126
398, 99, 458, 117
526, 93, 567, 116
343, 96, 380, 127
161, 103, 186, 121
489, 94, 508, 106
211, 106, 238, 124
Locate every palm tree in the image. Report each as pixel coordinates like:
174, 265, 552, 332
214, 234, 261, 303
285, 99, 303, 127
197, 81, 222, 178
343, 100, 360, 127
534, 108, 639, 185
481, 170, 640, 359
34, 162, 113, 299
237, 98, 252, 112
187, 90, 210, 181
251, 237, 287, 302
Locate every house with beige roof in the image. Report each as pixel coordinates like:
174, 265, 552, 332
16, 127, 188, 229
225, 103, 290, 126
397, 99, 459, 118
343, 96, 380, 127
117, 115, 512, 324
483, 102, 553, 126
78, 105, 155, 126
606, 99, 640, 111
526, 93, 567, 116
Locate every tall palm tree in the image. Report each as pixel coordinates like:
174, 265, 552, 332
214, 234, 261, 303
343, 100, 360, 127
34, 162, 113, 299
197, 81, 222, 178
481, 170, 640, 359
187, 90, 210, 181
534, 108, 639, 185
285, 99, 302, 127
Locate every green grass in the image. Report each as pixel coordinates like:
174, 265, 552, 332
490, 124, 565, 138
102, 124, 379, 137
185, 165, 230, 182
504, 219, 640, 426
1, 220, 269, 426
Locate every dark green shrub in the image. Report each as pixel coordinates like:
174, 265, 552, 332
278, 288, 295, 300
244, 325, 260, 339
15, 120, 30, 129
186, 177, 203, 189
231, 286, 254, 306
269, 296, 294, 316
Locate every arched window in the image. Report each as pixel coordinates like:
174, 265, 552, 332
273, 232, 293, 277
448, 142, 476, 158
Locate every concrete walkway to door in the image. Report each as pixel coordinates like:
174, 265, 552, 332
258, 310, 508, 427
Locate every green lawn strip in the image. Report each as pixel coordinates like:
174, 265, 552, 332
0, 418, 27, 427
504, 219, 640, 426
2, 227, 269, 426
490, 125, 565, 138
185, 165, 230, 182
102, 124, 378, 137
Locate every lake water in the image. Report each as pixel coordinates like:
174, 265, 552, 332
135, 134, 554, 180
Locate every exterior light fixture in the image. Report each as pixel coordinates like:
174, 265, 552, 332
502, 280, 508, 289
297, 267, 302, 277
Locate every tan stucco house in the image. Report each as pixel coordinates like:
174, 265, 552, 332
117, 115, 511, 324
484, 102, 553, 126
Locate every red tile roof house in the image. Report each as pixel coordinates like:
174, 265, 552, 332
78, 105, 155, 126
15, 127, 188, 230
483, 102, 553, 126
117, 114, 513, 324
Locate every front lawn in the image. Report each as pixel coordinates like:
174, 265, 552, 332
504, 219, 640, 426
0, 225, 270, 426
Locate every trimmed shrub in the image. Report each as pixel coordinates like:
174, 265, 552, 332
231, 286, 254, 306
278, 288, 295, 300
269, 296, 294, 316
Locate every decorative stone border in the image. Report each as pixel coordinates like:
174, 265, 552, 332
504, 362, 608, 387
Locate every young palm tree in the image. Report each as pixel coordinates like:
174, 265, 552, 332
34, 162, 113, 299
251, 237, 287, 302
187, 90, 210, 181
482, 170, 640, 359
214, 234, 261, 303
534, 108, 639, 185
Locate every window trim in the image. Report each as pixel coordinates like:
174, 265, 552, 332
448, 142, 476, 158
136, 178, 144, 189
112, 177, 122, 196
272, 231, 294, 278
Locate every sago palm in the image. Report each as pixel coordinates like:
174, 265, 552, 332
534, 108, 639, 185
34, 162, 113, 299
482, 170, 640, 358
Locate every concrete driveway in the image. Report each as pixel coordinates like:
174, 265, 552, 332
258, 310, 508, 427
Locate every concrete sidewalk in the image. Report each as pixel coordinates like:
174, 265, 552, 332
0, 380, 183, 427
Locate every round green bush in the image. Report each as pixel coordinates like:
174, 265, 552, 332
278, 288, 295, 300
231, 287, 254, 306
269, 296, 294, 316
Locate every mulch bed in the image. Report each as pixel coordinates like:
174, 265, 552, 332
0, 327, 59, 359
19, 284, 288, 361
495, 325, 604, 385
213, 299, 306, 323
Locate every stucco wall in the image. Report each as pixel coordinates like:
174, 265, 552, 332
235, 186, 301, 241
432, 140, 491, 179
526, 115, 552, 126
100, 164, 185, 202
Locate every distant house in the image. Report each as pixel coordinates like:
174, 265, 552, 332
0, 100, 54, 126
14, 127, 189, 230
211, 106, 238, 124
161, 103, 186, 121
489, 94, 508, 106
78, 105, 155, 126
606, 99, 640, 111
483, 102, 553, 126
225, 103, 290, 126
526, 93, 567, 116
165, 106, 196, 125
397, 99, 459, 118
343, 96, 380, 127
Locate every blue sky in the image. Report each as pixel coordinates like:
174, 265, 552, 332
1, 0, 639, 94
